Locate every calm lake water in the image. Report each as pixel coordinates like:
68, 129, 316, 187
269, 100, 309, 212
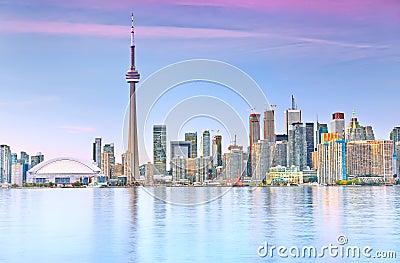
0, 186, 399, 262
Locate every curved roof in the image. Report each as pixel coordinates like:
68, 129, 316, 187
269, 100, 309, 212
28, 157, 101, 175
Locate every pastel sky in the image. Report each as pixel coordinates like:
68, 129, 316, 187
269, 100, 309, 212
0, 0, 399, 164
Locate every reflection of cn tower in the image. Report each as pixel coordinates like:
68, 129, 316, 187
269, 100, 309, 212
125, 12, 140, 184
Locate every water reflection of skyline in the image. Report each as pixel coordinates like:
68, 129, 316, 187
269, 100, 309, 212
1, 187, 399, 262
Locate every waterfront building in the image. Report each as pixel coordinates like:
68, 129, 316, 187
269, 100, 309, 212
263, 109, 275, 143
223, 145, 247, 180
0, 145, 12, 183
27, 157, 101, 184
103, 143, 115, 178
330, 112, 345, 139
346, 140, 393, 182
316, 122, 328, 145
249, 113, 261, 176
31, 153, 44, 168
287, 123, 307, 171
194, 156, 212, 182
212, 135, 222, 167
391, 128, 400, 178
284, 95, 301, 135
303, 169, 318, 183
266, 166, 303, 185
171, 156, 186, 182
396, 142, 400, 177
185, 132, 198, 158
101, 151, 110, 178
251, 140, 274, 182
305, 122, 314, 168
11, 163, 23, 186
186, 158, 195, 182
92, 137, 102, 168
317, 139, 346, 185
201, 130, 211, 157
18, 151, 30, 183
153, 125, 167, 175
139, 162, 154, 185
113, 163, 124, 177
125, 12, 141, 184
272, 140, 287, 167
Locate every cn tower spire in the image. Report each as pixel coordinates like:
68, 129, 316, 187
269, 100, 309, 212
125, 11, 140, 185
130, 11, 136, 70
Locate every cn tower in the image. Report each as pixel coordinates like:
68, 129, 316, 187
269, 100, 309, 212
125, 12, 140, 185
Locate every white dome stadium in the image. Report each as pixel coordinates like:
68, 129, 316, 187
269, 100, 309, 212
27, 157, 101, 184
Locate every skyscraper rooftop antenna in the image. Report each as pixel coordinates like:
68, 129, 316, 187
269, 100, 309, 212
291, 95, 296, 110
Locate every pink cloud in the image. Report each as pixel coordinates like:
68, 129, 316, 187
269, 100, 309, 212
60, 126, 95, 134
12, 0, 400, 19
0, 19, 266, 39
165, 0, 400, 18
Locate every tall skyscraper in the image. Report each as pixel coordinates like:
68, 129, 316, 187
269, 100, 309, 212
330, 112, 345, 139
316, 122, 328, 145
390, 127, 400, 178
317, 139, 346, 185
287, 123, 307, 171
101, 151, 110, 178
365, 126, 375, 140
19, 151, 29, 183
272, 141, 287, 167
263, 109, 275, 143
185, 132, 198, 158
93, 137, 102, 168
396, 142, 400, 178
201, 130, 211, 157
390, 127, 400, 144
11, 153, 17, 164
20, 151, 29, 164
284, 95, 301, 135
223, 143, 247, 180
249, 113, 261, 176
153, 125, 167, 175
305, 122, 314, 168
346, 113, 375, 142
31, 153, 44, 168
125, 12, 141, 184
103, 143, 115, 178
251, 140, 274, 181
212, 135, 222, 167
0, 145, 12, 183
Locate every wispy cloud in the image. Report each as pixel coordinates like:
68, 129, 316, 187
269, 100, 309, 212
0, 19, 266, 39
0, 18, 386, 52
60, 126, 95, 134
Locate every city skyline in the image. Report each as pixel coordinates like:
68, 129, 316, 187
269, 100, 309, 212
1, 0, 399, 164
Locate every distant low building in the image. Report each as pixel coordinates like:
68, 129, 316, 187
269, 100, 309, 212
266, 166, 303, 185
